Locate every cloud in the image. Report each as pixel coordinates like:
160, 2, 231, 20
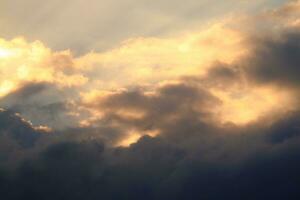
1, 5, 298, 135
79, 81, 221, 145
0, 20, 247, 130
268, 0, 300, 20
0, 109, 45, 169
0, 38, 87, 96
0, 109, 300, 199
0, 2, 300, 199
245, 31, 300, 88
0, 82, 83, 130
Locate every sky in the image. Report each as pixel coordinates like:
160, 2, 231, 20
0, 0, 300, 199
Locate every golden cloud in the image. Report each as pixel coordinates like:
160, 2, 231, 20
0, 38, 88, 97
1, 6, 299, 146
76, 22, 247, 90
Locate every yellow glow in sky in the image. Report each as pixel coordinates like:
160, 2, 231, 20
0, 80, 16, 97
213, 86, 296, 125
0, 47, 14, 58
117, 130, 160, 147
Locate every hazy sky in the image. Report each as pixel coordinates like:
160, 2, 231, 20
0, 1, 300, 199
0, 0, 286, 53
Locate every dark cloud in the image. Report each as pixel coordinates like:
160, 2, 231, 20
245, 31, 300, 88
195, 62, 243, 90
0, 109, 44, 170
266, 111, 300, 144
0, 83, 48, 102
0, 109, 41, 148
58, 125, 129, 147
93, 82, 220, 134
0, 73, 299, 199
0, 76, 300, 200
0, 110, 300, 200
0, 82, 80, 129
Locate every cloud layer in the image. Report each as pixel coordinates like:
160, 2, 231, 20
0, 1, 300, 199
